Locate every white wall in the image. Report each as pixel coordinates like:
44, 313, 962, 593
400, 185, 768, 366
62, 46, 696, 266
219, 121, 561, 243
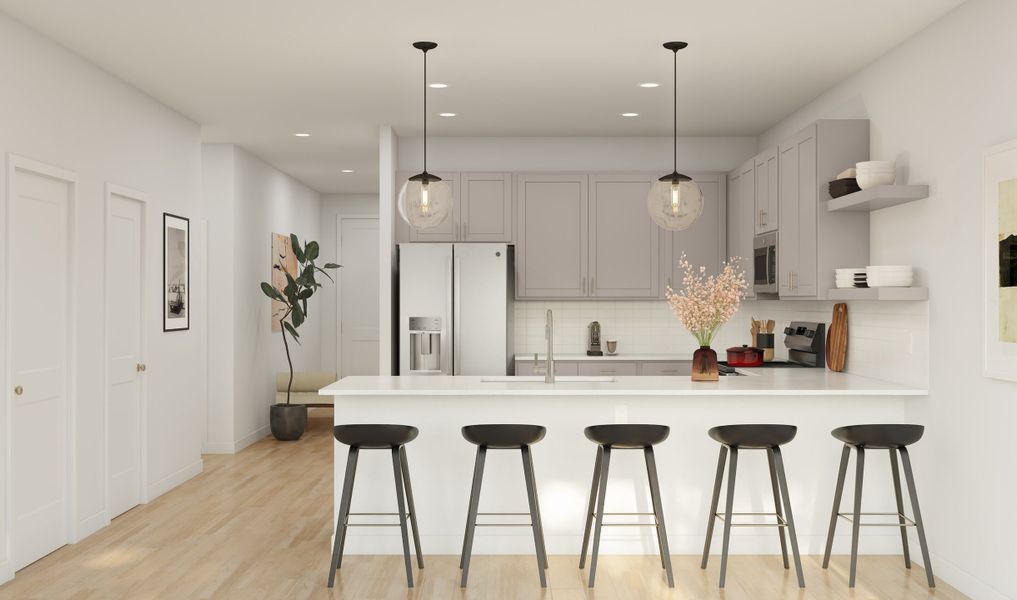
319, 194, 379, 374
0, 11, 204, 579
397, 136, 757, 174
203, 144, 323, 453
759, 0, 1017, 597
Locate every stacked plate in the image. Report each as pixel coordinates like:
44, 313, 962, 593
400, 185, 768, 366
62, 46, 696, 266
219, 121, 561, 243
835, 268, 867, 288
866, 265, 913, 287
856, 160, 897, 189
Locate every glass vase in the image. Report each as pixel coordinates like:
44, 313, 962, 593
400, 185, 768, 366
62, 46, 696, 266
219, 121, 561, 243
691, 345, 719, 381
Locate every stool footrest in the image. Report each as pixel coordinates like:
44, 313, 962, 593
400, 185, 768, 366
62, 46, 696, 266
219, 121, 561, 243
713, 511, 788, 528
837, 512, 916, 527
343, 511, 412, 527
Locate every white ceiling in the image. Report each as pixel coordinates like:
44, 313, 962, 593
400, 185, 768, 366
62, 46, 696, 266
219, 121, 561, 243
0, 0, 965, 193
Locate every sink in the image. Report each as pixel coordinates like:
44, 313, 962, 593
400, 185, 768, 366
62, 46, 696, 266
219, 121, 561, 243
480, 376, 616, 383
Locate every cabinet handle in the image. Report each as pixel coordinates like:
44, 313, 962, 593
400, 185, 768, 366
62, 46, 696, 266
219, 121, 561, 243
582, 276, 586, 294
137, 363, 147, 372
760, 209, 767, 227
14, 385, 23, 396
591, 277, 596, 294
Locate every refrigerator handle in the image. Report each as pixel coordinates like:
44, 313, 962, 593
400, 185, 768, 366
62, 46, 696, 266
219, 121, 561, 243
453, 253, 462, 375
444, 255, 453, 375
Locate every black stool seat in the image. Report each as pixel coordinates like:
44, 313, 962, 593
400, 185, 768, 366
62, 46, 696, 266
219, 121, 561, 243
831, 424, 924, 448
584, 424, 669, 448
333, 424, 419, 448
708, 424, 797, 448
462, 424, 546, 448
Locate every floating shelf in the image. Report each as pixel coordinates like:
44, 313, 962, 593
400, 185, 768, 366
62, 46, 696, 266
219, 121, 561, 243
827, 184, 929, 212
827, 287, 928, 301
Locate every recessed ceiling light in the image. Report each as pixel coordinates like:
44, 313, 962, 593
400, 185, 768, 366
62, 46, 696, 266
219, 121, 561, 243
621, 112, 639, 117
439, 112, 456, 117
341, 169, 354, 173
639, 82, 660, 88
429, 83, 448, 88
293, 133, 311, 137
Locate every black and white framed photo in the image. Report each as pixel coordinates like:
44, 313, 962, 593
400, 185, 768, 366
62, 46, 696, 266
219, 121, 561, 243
984, 140, 1017, 381
163, 212, 189, 331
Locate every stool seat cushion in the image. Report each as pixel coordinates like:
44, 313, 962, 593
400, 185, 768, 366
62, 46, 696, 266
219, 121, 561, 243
333, 424, 418, 448
708, 424, 797, 448
462, 424, 546, 448
584, 424, 670, 448
831, 424, 924, 448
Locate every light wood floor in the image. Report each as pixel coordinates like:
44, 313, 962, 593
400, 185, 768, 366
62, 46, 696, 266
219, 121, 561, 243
0, 411, 967, 600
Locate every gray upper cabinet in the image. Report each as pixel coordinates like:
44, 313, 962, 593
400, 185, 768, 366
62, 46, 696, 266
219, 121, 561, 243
727, 159, 755, 298
663, 172, 726, 294
777, 120, 870, 299
405, 171, 461, 243
589, 174, 659, 298
754, 147, 778, 234
516, 173, 589, 298
461, 173, 513, 242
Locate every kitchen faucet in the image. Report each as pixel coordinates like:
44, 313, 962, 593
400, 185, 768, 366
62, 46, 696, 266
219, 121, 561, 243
533, 309, 555, 383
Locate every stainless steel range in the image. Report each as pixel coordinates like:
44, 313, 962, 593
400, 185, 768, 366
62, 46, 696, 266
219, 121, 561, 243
719, 321, 826, 374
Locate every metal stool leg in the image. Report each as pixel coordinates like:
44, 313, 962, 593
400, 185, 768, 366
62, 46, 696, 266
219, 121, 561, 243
889, 448, 912, 569
587, 445, 611, 588
460, 446, 487, 587
644, 446, 675, 588
899, 447, 935, 588
459, 446, 481, 569
718, 446, 738, 588
399, 446, 424, 569
522, 445, 548, 570
328, 446, 359, 588
772, 447, 805, 588
701, 445, 727, 569
849, 446, 865, 588
520, 445, 547, 587
579, 445, 603, 569
823, 444, 850, 569
767, 448, 789, 569
390, 447, 414, 588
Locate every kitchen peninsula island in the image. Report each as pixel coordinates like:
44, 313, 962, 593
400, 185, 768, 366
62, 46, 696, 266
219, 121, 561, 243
319, 372, 926, 558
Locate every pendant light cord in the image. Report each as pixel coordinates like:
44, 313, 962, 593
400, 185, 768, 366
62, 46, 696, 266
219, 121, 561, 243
673, 48, 677, 173
422, 48, 427, 173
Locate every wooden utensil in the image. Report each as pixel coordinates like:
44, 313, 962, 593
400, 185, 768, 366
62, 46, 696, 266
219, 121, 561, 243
766, 320, 775, 333
750, 318, 760, 347
826, 303, 848, 371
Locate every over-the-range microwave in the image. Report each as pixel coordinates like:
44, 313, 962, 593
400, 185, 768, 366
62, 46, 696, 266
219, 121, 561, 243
753, 232, 778, 295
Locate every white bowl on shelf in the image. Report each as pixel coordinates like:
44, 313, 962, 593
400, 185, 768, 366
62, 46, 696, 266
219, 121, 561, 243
857, 160, 896, 171
857, 170, 896, 189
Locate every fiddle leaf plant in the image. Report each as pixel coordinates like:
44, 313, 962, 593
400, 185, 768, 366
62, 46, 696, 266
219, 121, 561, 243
260, 233, 340, 404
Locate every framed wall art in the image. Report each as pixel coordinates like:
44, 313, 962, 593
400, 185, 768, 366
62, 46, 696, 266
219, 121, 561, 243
984, 139, 1017, 381
163, 212, 189, 331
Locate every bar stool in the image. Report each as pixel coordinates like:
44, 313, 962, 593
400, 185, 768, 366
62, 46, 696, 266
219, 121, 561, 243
700, 424, 805, 588
579, 424, 674, 588
327, 424, 423, 588
822, 424, 935, 588
459, 424, 548, 588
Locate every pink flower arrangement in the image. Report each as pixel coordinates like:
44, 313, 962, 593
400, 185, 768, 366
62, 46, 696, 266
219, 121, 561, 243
665, 255, 747, 347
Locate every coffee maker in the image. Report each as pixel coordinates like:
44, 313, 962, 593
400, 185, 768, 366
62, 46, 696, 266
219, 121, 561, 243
587, 321, 603, 356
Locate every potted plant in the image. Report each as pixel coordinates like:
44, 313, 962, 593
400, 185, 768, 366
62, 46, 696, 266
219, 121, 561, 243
260, 234, 340, 440
665, 254, 746, 381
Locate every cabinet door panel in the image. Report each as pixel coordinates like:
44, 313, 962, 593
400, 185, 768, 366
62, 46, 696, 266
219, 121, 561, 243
778, 125, 818, 297
666, 172, 726, 292
729, 160, 755, 297
754, 147, 778, 234
639, 361, 692, 376
589, 175, 658, 298
577, 362, 638, 376
516, 174, 588, 297
462, 173, 512, 242
407, 171, 460, 242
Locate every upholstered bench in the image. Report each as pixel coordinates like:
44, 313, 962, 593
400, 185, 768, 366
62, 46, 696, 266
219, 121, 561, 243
276, 372, 338, 407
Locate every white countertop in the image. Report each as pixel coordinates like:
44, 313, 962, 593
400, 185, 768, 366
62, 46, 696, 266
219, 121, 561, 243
319, 370, 927, 397
515, 353, 692, 362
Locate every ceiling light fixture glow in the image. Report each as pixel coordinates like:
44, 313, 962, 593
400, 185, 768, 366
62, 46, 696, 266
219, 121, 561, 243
293, 133, 311, 137
439, 112, 456, 117
341, 169, 354, 173
621, 112, 639, 117
639, 82, 660, 88
429, 83, 448, 88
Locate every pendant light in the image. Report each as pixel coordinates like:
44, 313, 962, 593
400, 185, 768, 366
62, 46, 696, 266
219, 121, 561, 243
647, 41, 703, 231
398, 41, 453, 229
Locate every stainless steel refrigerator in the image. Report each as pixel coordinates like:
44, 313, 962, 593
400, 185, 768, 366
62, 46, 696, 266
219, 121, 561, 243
398, 243, 514, 376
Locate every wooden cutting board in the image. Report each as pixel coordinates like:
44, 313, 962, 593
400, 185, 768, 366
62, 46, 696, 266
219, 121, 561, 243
826, 303, 848, 371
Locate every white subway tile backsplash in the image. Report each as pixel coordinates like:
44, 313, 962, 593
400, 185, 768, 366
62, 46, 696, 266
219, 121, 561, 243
513, 298, 929, 387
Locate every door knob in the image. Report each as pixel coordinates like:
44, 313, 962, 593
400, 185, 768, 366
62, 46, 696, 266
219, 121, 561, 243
14, 385, 23, 396
137, 363, 147, 372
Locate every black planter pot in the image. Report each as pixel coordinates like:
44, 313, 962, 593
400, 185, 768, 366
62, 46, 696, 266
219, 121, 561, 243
270, 403, 307, 441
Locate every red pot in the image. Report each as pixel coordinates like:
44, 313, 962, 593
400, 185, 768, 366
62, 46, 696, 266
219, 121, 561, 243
726, 345, 763, 367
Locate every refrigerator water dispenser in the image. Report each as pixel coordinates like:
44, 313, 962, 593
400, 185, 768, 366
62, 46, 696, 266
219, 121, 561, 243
408, 316, 442, 374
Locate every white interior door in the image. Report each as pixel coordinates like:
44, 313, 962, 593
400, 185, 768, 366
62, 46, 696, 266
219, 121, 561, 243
8, 160, 73, 570
338, 217, 379, 376
106, 189, 144, 519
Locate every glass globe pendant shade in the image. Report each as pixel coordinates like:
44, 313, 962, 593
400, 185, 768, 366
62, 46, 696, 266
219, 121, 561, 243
646, 175, 703, 231
398, 174, 453, 229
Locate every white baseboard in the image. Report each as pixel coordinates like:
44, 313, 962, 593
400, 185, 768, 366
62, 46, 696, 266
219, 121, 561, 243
0, 559, 12, 585
930, 551, 1009, 600
203, 440, 237, 454
233, 426, 268, 453
146, 459, 203, 501
74, 510, 110, 542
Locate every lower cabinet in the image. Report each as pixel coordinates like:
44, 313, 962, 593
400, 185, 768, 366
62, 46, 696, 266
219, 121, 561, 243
514, 359, 691, 376
639, 361, 692, 376
515, 360, 579, 376
578, 362, 638, 377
